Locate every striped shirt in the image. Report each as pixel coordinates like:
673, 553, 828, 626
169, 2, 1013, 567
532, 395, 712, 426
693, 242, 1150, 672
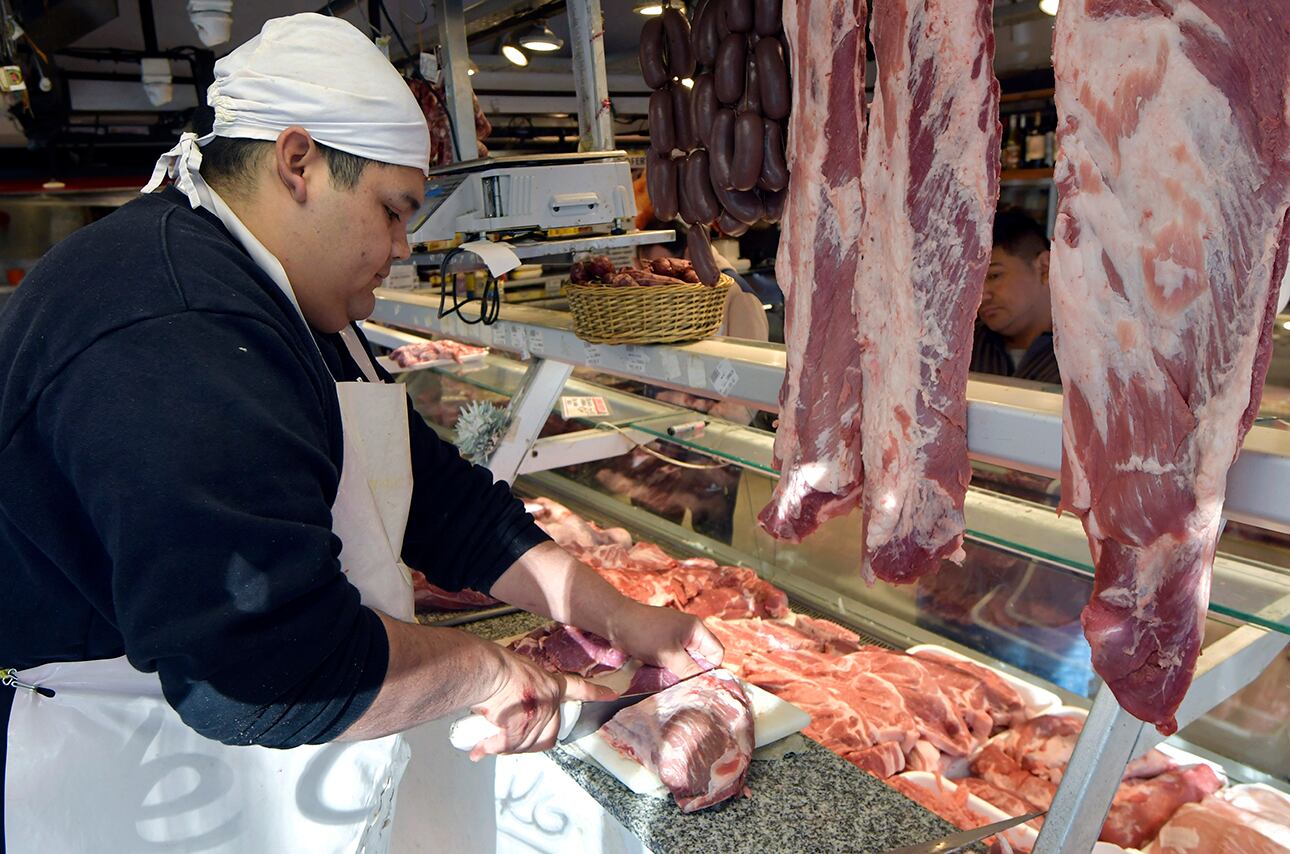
970, 322, 1062, 385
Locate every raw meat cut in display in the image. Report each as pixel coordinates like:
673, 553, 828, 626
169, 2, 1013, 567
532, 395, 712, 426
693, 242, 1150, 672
1144, 784, 1290, 854
886, 776, 990, 839
599, 670, 754, 812
1101, 764, 1223, 850
388, 338, 486, 367
757, 0, 869, 541
507, 624, 628, 678
958, 778, 1045, 830
528, 498, 633, 550
909, 650, 1024, 728
1050, 1, 1290, 733
854, 0, 1000, 583
410, 570, 499, 612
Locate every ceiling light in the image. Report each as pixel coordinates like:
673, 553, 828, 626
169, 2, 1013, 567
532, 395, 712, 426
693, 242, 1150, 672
1038, 0, 1059, 15
517, 21, 563, 52
635, 4, 664, 15
681, 77, 694, 88
41, 180, 66, 190
501, 42, 528, 66
467, 59, 479, 76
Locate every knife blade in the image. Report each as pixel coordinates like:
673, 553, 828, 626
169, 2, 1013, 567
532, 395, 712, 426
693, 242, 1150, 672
882, 811, 1045, 854
448, 688, 665, 753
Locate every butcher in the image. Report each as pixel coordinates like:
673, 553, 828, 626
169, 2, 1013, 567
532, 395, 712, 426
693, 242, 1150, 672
0, 14, 720, 854
970, 208, 1062, 385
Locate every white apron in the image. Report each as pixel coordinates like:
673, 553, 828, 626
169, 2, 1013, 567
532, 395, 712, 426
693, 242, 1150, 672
4, 149, 420, 854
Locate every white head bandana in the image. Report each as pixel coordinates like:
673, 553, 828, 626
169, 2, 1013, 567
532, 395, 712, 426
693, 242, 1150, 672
144, 12, 430, 207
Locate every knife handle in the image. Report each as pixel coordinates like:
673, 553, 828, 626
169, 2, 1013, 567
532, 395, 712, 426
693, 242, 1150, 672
448, 699, 583, 752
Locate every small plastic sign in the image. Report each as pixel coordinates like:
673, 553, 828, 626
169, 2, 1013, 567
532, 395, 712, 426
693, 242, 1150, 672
561, 396, 611, 419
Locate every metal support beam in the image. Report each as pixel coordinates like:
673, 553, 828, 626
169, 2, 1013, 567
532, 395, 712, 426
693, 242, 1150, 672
567, 0, 614, 151
516, 426, 651, 475
437, 0, 480, 162
488, 358, 575, 483
1034, 613, 1290, 853
138, 0, 159, 55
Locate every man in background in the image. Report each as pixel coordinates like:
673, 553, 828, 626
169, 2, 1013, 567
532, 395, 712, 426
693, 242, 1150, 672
971, 208, 1061, 385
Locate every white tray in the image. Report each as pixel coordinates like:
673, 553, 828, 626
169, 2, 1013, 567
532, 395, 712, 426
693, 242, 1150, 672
894, 771, 1035, 853
376, 349, 488, 375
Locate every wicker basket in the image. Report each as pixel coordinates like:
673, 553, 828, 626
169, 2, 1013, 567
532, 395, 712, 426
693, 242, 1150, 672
564, 274, 731, 345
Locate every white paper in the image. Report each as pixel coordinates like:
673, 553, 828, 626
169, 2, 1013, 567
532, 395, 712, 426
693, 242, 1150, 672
459, 240, 522, 277
582, 342, 603, 366
526, 328, 546, 355
624, 345, 650, 375
686, 357, 707, 389
711, 359, 739, 397
660, 351, 682, 382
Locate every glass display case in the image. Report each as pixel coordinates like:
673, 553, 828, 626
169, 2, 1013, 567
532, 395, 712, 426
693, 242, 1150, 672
366, 290, 1290, 850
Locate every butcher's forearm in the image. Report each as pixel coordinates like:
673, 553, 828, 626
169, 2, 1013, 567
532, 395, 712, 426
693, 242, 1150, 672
337, 611, 502, 741
489, 541, 636, 641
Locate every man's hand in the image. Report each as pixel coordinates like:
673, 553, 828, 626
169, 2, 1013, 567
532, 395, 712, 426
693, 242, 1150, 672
468, 645, 616, 761
605, 599, 725, 679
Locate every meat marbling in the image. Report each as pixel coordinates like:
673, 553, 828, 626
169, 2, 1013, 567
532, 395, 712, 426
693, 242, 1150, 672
599, 669, 754, 813
1051, 0, 1290, 734
757, 0, 869, 541
855, 0, 1000, 583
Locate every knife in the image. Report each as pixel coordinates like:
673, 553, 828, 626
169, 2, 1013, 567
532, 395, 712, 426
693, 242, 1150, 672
448, 690, 661, 752
883, 811, 1045, 854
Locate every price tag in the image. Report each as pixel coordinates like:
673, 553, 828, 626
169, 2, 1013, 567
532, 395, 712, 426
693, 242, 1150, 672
582, 342, 604, 366
660, 351, 683, 381
560, 396, 611, 419
526, 328, 546, 355
509, 326, 526, 352
687, 357, 708, 389
624, 345, 650, 375
711, 359, 739, 397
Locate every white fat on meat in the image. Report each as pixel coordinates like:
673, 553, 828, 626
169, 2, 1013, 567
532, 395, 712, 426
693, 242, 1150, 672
855, 0, 1000, 584
1051, 0, 1290, 735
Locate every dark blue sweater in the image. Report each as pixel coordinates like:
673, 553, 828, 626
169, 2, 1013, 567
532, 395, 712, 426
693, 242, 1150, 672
0, 188, 547, 749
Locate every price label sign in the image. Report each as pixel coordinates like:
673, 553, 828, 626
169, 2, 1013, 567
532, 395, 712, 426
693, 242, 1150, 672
711, 359, 739, 397
560, 396, 611, 419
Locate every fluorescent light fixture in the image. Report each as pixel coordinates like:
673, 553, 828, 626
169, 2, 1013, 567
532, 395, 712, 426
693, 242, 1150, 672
41, 180, 66, 190
501, 42, 528, 66
1039, 0, 1059, 15
635, 4, 664, 15
517, 21, 563, 52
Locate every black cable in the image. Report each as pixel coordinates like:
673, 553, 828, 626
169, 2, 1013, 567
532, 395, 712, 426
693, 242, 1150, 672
438, 246, 501, 325
376, 0, 413, 64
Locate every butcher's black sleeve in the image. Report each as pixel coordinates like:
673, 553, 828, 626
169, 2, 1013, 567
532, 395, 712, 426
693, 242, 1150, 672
400, 402, 550, 593
42, 311, 387, 748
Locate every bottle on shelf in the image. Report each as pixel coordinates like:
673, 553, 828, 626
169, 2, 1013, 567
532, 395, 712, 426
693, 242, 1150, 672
1024, 110, 1046, 168
1044, 115, 1057, 167
1002, 113, 1022, 171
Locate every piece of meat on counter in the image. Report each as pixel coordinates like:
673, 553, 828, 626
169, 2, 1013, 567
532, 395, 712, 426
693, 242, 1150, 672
909, 649, 1025, 729
600, 670, 754, 813
410, 570, 499, 612
757, 0, 869, 542
507, 624, 628, 678
854, 0, 1000, 584
1051, 0, 1290, 734
1144, 783, 1290, 854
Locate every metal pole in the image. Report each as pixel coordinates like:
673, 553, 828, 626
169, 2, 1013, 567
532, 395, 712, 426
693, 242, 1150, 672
567, 0, 614, 151
438, 0, 480, 162
488, 359, 575, 484
138, 0, 159, 54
